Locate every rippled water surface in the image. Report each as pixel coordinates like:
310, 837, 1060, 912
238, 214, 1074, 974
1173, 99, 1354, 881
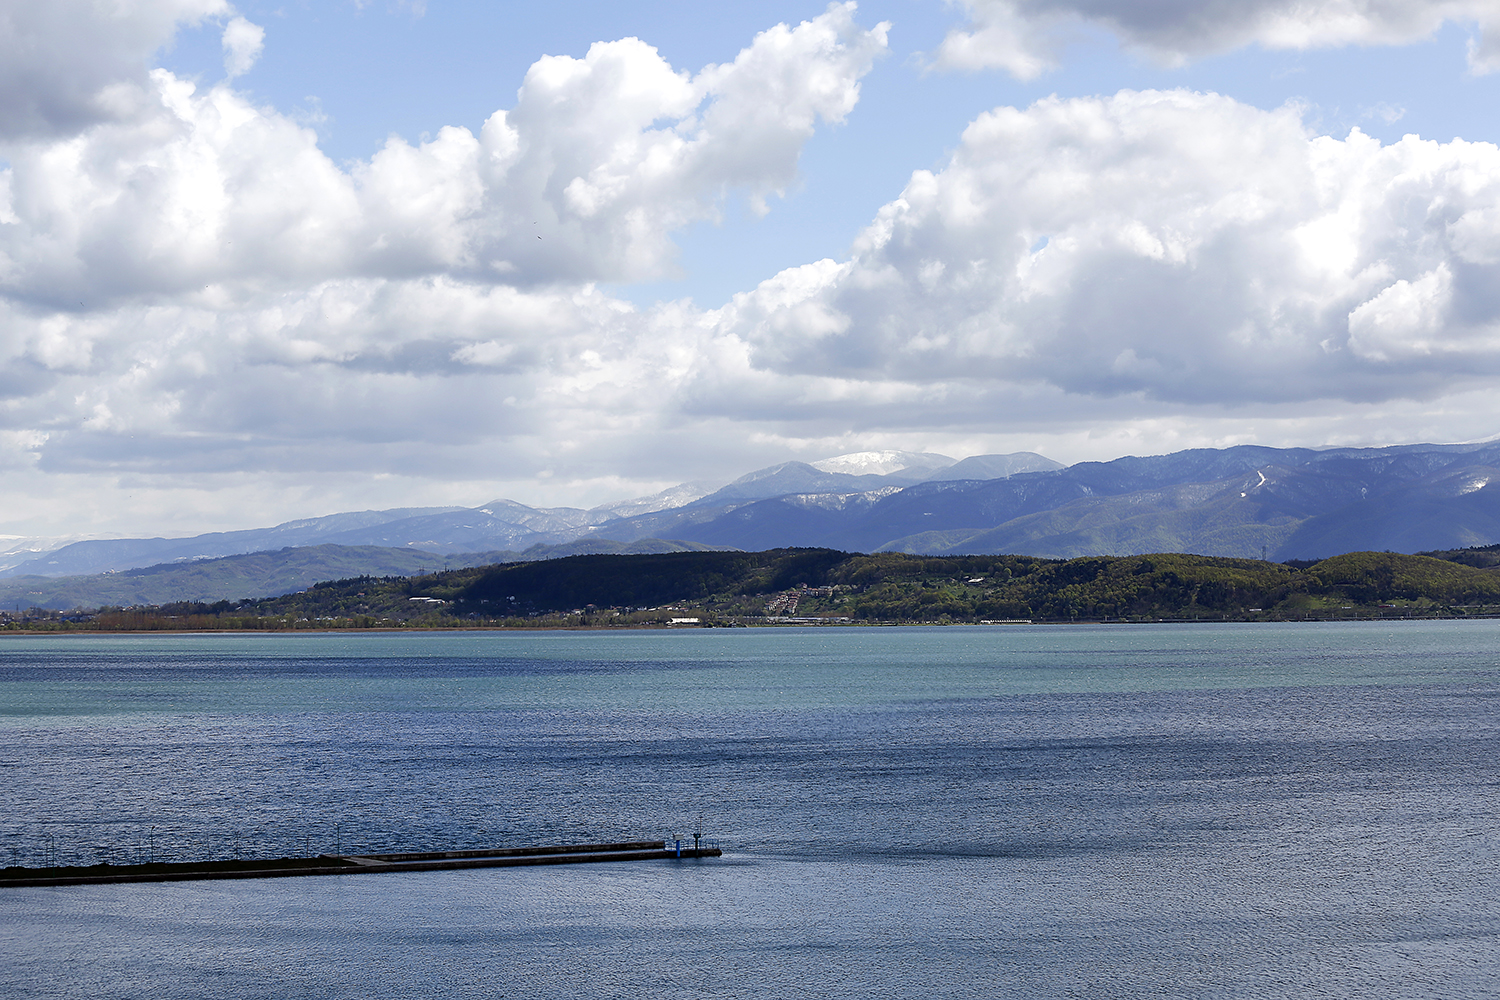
2, 623, 1498, 998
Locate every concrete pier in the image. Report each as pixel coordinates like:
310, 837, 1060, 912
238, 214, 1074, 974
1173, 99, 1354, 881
0, 840, 723, 888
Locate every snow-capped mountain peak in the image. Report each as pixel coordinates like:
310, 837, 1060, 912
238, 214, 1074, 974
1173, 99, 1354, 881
809, 451, 956, 477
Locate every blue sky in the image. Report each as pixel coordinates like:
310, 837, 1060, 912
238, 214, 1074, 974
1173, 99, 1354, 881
2, 0, 1500, 537
156, 2, 1496, 306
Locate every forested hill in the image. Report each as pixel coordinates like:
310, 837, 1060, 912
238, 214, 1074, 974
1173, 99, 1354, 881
433, 548, 1497, 622
27, 546, 1500, 630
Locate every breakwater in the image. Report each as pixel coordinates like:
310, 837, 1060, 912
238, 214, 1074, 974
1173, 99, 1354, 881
0, 840, 722, 888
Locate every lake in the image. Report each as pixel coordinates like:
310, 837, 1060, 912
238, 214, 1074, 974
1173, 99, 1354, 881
2, 623, 1497, 998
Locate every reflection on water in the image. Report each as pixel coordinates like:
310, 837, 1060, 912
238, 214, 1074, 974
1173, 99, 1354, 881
2, 623, 1498, 998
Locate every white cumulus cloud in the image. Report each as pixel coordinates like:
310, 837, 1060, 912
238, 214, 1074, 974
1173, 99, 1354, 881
936, 1, 1500, 77
0, 2, 887, 310
0, 3, 891, 518
221, 16, 265, 79
6, 3, 1500, 534
0, 0, 229, 139
711, 89, 1500, 406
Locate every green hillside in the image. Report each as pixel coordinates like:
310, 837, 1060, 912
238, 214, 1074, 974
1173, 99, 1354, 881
13, 547, 1500, 631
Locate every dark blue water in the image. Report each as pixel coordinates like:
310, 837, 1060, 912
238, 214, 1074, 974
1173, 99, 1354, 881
2, 624, 1498, 997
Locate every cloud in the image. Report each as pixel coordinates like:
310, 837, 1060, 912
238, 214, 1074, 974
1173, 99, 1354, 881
487, 2, 888, 280
0, 2, 887, 310
221, 16, 264, 79
935, 1, 1500, 77
712, 90, 1500, 407
1363, 102, 1406, 125
0, 4, 891, 514
6, 5, 1500, 535
0, 0, 229, 140
7, 84, 1500, 519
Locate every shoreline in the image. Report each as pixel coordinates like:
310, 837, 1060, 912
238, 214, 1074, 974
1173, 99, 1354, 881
4, 614, 1500, 637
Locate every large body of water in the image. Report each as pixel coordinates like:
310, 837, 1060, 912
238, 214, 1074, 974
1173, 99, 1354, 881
1, 623, 1497, 998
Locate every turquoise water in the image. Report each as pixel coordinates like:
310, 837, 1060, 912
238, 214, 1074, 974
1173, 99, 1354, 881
0, 621, 1483, 717
2, 623, 1498, 997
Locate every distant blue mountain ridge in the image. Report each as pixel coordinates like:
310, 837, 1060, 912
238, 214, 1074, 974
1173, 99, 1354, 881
0, 539, 724, 611
6, 444, 1500, 598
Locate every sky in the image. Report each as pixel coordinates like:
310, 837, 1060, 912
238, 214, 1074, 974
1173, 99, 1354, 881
3, 0, 1500, 538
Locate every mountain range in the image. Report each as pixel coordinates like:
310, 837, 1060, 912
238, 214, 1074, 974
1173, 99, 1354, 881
6, 442, 1500, 608
0, 539, 721, 611
0, 451, 1061, 578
